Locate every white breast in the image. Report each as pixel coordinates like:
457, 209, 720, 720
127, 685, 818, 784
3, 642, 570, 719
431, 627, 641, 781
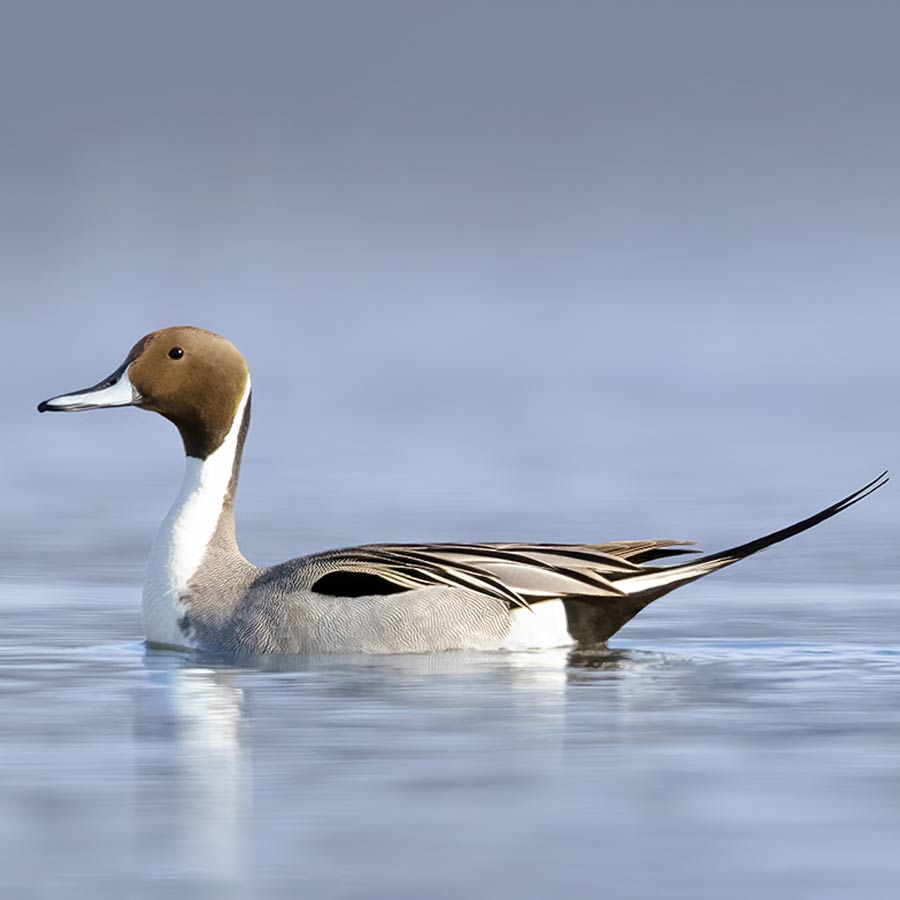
142, 383, 250, 648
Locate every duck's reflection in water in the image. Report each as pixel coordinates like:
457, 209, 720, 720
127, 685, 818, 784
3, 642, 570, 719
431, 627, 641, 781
129, 642, 685, 896
134, 653, 249, 898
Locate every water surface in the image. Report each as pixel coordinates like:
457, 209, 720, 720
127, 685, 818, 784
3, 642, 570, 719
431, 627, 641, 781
2, 462, 898, 899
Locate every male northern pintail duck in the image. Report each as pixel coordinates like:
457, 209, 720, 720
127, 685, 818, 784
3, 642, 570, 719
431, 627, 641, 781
38, 327, 887, 655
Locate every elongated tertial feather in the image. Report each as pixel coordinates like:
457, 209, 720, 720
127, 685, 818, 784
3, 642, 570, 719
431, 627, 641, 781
311, 473, 888, 614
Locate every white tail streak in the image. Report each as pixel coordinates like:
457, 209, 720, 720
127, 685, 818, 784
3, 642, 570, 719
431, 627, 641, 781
616, 558, 731, 596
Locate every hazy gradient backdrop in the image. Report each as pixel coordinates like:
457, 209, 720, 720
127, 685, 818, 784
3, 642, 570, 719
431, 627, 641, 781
2, 1, 898, 583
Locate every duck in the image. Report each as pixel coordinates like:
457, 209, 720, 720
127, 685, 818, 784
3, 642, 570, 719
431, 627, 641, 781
38, 326, 887, 656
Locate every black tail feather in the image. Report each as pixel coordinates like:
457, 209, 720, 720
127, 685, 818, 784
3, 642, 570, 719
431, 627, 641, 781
690, 470, 889, 568
565, 471, 888, 647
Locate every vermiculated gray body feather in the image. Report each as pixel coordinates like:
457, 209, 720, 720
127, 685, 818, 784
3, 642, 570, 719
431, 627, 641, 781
179, 473, 887, 655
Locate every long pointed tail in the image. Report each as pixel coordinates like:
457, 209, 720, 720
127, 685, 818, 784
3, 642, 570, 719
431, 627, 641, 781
619, 471, 889, 598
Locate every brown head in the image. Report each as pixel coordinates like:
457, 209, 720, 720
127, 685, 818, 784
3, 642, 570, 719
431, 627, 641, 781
38, 326, 251, 459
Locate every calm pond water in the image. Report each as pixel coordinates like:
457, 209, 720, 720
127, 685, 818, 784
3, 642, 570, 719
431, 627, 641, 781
2, 382, 899, 900
1, 576, 899, 900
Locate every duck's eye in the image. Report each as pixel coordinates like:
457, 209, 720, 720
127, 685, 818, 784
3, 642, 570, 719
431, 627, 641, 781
168, 347, 184, 360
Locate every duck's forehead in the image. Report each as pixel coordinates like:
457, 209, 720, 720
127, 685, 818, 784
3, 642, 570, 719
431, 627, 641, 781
127, 327, 243, 364
141, 326, 221, 352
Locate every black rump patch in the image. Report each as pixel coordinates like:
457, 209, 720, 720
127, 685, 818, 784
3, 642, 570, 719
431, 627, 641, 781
312, 570, 410, 597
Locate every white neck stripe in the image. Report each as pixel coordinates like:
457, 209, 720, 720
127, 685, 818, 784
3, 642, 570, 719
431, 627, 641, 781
142, 379, 251, 647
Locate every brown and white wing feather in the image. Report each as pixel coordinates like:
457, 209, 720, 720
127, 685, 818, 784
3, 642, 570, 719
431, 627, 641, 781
309, 540, 700, 608
307, 473, 889, 611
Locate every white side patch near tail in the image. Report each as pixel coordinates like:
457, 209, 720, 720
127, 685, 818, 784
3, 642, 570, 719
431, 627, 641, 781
502, 600, 574, 650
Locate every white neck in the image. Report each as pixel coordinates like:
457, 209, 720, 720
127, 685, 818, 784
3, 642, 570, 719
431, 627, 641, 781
142, 381, 251, 648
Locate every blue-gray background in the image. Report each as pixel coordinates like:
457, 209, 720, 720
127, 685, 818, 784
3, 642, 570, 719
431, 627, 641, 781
1, 3, 898, 899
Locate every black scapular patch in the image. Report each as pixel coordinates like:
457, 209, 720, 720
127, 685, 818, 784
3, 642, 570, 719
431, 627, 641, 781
312, 571, 410, 597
